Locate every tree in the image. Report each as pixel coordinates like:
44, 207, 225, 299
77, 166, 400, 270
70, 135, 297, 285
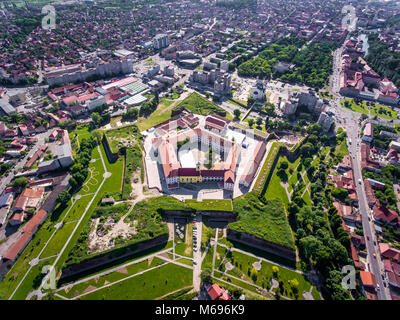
201, 269, 212, 284
272, 266, 279, 278
331, 187, 349, 201
12, 177, 28, 189
303, 157, 313, 168
289, 278, 299, 293
233, 109, 241, 119
250, 267, 258, 282
91, 112, 101, 126
300, 142, 314, 157
56, 191, 71, 206
280, 160, 289, 170
248, 119, 254, 128
69, 176, 79, 190
256, 117, 263, 127
299, 235, 323, 259
122, 108, 138, 121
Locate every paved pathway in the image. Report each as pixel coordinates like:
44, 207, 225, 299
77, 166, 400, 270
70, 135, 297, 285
55, 247, 173, 294
192, 214, 203, 291
36, 139, 108, 298
213, 240, 305, 275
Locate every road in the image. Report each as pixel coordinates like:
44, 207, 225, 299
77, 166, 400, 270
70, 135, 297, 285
330, 40, 390, 299
192, 213, 202, 292
340, 111, 390, 300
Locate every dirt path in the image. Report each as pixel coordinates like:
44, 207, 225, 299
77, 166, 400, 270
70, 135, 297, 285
88, 170, 159, 253
154, 285, 193, 300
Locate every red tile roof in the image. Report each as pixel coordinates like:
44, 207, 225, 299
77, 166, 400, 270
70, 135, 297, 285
360, 271, 377, 288
22, 209, 48, 234
380, 243, 400, 263
178, 168, 200, 177
373, 205, 399, 225
208, 284, 231, 300
3, 232, 32, 261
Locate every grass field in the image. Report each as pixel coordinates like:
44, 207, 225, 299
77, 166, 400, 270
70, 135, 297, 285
264, 172, 290, 206
103, 125, 139, 154
185, 199, 233, 212
78, 263, 192, 300
0, 131, 125, 300
213, 244, 317, 300
136, 96, 181, 131
39, 222, 78, 259
253, 141, 282, 194
175, 223, 193, 258
335, 138, 349, 158
230, 194, 295, 250
341, 98, 399, 120
57, 257, 166, 299
175, 92, 228, 117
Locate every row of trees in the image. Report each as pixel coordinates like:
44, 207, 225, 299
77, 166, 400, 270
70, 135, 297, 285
121, 108, 139, 122
68, 137, 97, 191
286, 130, 366, 300
139, 91, 159, 117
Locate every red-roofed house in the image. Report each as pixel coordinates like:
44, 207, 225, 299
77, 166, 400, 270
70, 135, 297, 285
380, 243, 400, 263
62, 95, 78, 107
372, 205, 399, 226
360, 270, 377, 288
207, 284, 231, 300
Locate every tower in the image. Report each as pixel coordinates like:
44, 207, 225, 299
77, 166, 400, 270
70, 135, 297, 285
196, 161, 201, 172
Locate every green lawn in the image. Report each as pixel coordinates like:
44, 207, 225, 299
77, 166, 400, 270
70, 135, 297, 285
253, 141, 282, 194
341, 99, 398, 120
335, 138, 349, 158
136, 97, 180, 132
78, 158, 104, 195
302, 189, 312, 206
175, 92, 227, 116
175, 223, 193, 258
311, 285, 322, 300
78, 263, 192, 300
264, 169, 290, 206
62, 195, 93, 223
10, 257, 57, 300
220, 248, 312, 300
185, 199, 233, 212
229, 194, 294, 250
39, 222, 78, 259
57, 257, 165, 299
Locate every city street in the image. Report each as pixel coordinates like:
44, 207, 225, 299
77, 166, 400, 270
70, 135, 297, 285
328, 35, 391, 299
